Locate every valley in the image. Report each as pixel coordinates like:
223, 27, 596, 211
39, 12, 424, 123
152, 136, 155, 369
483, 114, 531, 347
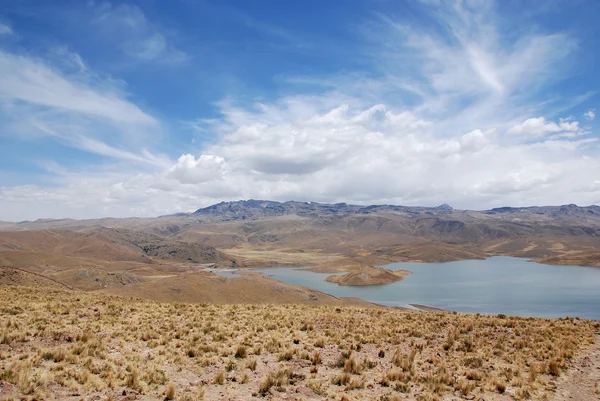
1, 200, 600, 399
1, 200, 600, 301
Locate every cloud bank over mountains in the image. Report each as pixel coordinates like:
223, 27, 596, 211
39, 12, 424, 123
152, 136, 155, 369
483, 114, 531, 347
0, 1, 598, 220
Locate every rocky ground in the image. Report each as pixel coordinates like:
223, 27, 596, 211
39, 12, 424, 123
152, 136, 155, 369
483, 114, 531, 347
552, 335, 600, 401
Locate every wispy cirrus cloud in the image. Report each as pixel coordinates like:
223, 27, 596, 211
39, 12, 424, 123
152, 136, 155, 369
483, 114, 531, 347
0, 23, 13, 36
0, 0, 598, 221
364, 3, 577, 129
0, 51, 156, 125
0, 46, 165, 166
90, 2, 187, 64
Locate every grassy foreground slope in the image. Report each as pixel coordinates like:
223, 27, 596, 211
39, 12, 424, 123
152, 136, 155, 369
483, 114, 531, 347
0, 287, 598, 401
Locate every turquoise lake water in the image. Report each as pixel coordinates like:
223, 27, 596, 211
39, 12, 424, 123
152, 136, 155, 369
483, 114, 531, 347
217, 257, 600, 319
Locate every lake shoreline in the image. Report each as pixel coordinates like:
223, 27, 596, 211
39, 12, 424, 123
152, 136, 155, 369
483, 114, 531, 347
212, 256, 600, 320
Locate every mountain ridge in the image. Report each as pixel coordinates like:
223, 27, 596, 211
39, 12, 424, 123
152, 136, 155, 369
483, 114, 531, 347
3, 199, 600, 225
192, 199, 600, 222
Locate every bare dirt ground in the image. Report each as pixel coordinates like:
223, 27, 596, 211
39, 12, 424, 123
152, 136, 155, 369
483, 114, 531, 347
553, 335, 600, 401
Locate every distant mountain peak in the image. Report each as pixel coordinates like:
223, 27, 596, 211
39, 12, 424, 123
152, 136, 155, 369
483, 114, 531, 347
191, 199, 461, 221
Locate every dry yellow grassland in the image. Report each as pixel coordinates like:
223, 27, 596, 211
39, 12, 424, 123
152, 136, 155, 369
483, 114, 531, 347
0, 286, 597, 401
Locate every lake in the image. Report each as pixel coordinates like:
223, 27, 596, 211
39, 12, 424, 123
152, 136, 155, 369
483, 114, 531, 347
217, 257, 600, 319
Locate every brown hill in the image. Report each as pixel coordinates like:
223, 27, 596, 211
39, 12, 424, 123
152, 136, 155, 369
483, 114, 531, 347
325, 266, 409, 286
0, 200, 600, 300
0, 266, 71, 289
102, 270, 376, 307
0, 230, 152, 263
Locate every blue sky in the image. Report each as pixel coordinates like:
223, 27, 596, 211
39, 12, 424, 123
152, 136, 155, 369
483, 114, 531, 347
0, 0, 599, 220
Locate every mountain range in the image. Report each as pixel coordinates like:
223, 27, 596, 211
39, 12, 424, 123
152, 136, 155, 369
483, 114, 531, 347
1, 199, 599, 300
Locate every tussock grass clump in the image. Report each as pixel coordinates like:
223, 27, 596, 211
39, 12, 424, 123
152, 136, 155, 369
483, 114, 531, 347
343, 356, 362, 374
258, 367, 290, 394
213, 370, 226, 385
234, 345, 247, 359
165, 383, 175, 400
0, 286, 596, 400
246, 358, 257, 371
332, 372, 351, 386
392, 349, 416, 373
311, 351, 322, 366
278, 348, 294, 361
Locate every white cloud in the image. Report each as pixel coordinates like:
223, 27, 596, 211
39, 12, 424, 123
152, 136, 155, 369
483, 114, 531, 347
166, 154, 228, 184
0, 49, 164, 166
0, 1, 598, 221
2, 100, 599, 221
0, 51, 156, 125
508, 117, 583, 138
0, 24, 13, 36
91, 2, 187, 64
584, 109, 596, 121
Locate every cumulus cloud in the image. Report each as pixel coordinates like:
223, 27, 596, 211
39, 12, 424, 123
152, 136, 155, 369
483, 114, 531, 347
166, 154, 227, 184
3, 100, 599, 221
508, 117, 583, 138
0, 0, 599, 220
584, 109, 596, 121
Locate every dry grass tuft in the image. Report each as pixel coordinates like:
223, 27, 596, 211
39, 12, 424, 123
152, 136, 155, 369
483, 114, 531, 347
165, 383, 175, 400
0, 286, 596, 400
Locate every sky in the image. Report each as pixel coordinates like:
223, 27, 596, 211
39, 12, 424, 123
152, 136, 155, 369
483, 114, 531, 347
0, 0, 599, 221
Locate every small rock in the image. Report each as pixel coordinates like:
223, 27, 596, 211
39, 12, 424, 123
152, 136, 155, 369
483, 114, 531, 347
295, 386, 313, 397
